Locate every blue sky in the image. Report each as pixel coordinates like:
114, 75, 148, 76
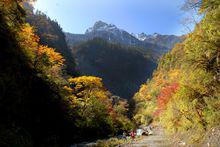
34, 0, 192, 35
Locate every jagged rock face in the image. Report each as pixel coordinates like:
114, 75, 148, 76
85, 21, 119, 33
67, 21, 144, 47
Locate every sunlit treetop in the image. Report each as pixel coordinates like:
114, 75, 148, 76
68, 76, 103, 90
37, 45, 65, 66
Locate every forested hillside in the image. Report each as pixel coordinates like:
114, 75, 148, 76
24, 4, 77, 76
0, 0, 132, 146
133, 0, 220, 145
73, 38, 157, 99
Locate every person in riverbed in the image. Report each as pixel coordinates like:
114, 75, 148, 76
130, 130, 136, 140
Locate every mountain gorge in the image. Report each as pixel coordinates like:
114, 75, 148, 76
1, 0, 219, 146
65, 21, 182, 99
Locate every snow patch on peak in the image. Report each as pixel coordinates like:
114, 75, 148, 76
153, 33, 159, 38
131, 33, 138, 38
137, 33, 147, 41
130, 32, 162, 41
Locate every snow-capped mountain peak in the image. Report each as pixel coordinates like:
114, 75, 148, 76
85, 21, 119, 34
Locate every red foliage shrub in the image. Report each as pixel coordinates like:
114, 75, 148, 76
154, 83, 179, 116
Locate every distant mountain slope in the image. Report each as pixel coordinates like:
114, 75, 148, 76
65, 21, 182, 56
73, 38, 157, 99
135, 32, 182, 49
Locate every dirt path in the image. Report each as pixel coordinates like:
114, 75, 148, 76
121, 127, 171, 147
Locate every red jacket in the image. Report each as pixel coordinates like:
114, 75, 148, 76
130, 131, 135, 138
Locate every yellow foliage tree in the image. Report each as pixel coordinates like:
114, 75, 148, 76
36, 45, 64, 67
18, 23, 39, 63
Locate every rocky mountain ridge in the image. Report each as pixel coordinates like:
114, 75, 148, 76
65, 21, 182, 54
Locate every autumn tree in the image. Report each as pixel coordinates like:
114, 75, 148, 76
63, 76, 133, 137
